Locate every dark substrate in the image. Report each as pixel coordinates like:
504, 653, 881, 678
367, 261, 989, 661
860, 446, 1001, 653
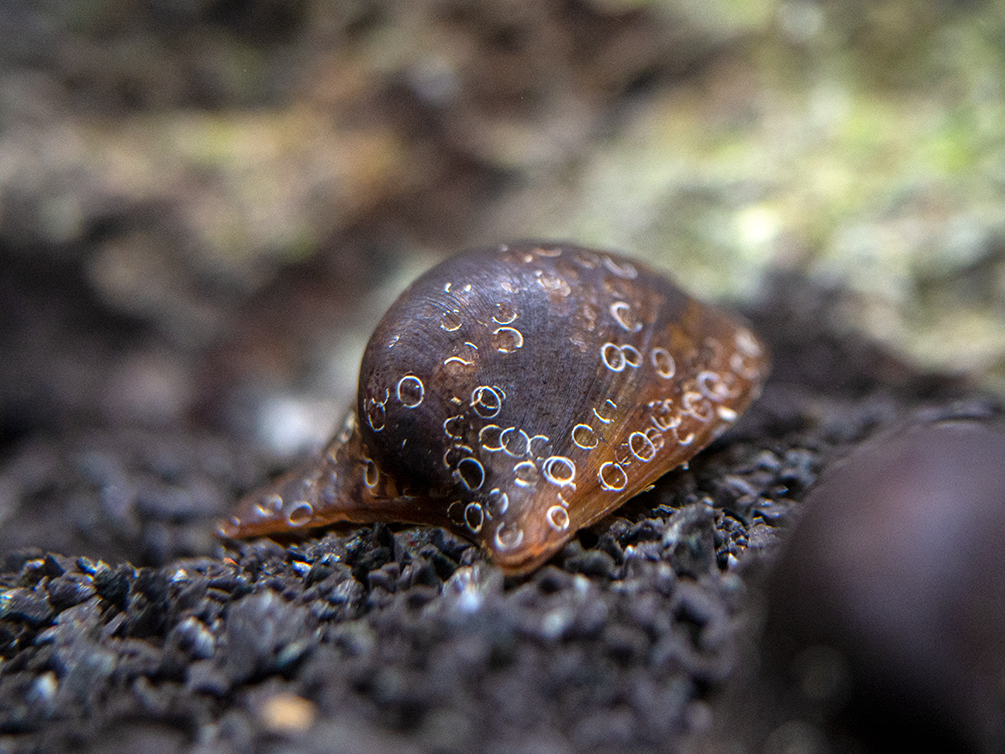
0, 273, 997, 754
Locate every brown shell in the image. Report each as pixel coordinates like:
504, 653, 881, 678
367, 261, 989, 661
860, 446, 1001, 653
220, 242, 769, 575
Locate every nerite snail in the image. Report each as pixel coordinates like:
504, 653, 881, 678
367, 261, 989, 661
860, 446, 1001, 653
220, 242, 769, 575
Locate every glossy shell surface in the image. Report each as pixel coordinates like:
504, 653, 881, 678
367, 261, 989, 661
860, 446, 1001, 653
221, 242, 769, 574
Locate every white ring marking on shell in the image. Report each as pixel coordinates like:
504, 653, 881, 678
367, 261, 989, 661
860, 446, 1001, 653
628, 431, 657, 462
456, 457, 485, 491
363, 458, 379, 488
487, 488, 509, 517
514, 460, 538, 487
396, 375, 425, 408
547, 505, 570, 532
479, 424, 504, 452
464, 502, 484, 533
571, 423, 598, 449
697, 371, 729, 403
286, 501, 314, 527
602, 256, 638, 279
500, 427, 530, 458
471, 385, 504, 419
594, 399, 618, 424
542, 456, 576, 488
650, 347, 676, 379
598, 462, 628, 491
494, 524, 524, 552
493, 326, 524, 353
610, 301, 642, 332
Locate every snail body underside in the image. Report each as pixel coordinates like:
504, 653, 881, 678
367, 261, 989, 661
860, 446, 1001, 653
220, 242, 768, 575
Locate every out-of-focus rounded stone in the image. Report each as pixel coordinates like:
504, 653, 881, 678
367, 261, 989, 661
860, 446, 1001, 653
754, 420, 1005, 752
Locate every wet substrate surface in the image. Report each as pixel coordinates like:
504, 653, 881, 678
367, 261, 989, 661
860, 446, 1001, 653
0, 275, 997, 754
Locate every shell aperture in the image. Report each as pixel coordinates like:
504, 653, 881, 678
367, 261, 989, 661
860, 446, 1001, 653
220, 242, 769, 575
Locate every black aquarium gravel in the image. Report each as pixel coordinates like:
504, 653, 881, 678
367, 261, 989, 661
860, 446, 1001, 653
1, 274, 999, 754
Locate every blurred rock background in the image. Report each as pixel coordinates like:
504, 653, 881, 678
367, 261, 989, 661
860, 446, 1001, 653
2, 0, 1004, 460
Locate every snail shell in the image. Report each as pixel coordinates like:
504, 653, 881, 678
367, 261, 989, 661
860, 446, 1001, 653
220, 242, 769, 575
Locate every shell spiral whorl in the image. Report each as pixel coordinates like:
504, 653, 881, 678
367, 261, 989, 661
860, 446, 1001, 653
220, 242, 769, 575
